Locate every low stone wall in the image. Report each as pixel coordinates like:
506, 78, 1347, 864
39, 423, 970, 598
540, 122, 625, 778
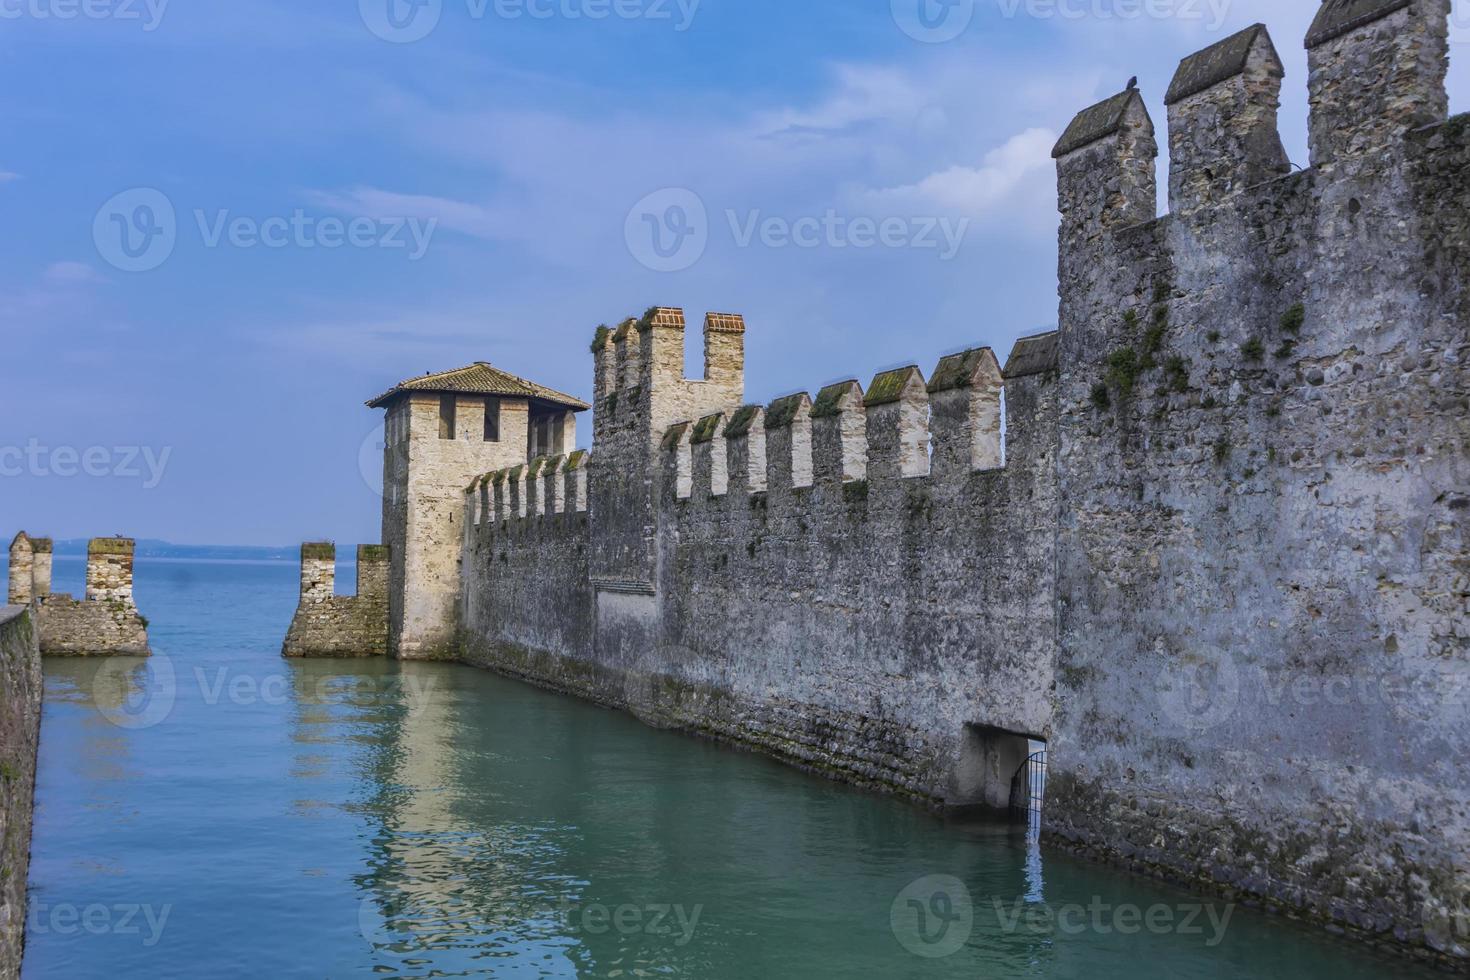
0, 606, 42, 979
35, 594, 150, 657
11, 536, 151, 658
282, 544, 390, 658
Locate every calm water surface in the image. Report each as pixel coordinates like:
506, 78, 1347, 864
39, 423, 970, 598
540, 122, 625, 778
21, 556, 1434, 978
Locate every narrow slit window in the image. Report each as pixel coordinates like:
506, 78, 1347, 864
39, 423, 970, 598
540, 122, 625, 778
439, 395, 456, 440
484, 398, 501, 442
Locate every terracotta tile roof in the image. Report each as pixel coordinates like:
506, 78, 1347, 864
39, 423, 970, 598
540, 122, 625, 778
366, 362, 589, 411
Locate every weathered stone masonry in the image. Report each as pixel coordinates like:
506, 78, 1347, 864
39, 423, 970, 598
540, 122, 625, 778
1042, 9, 1469, 971
282, 543, 390, 658
7, 534, 150, 657
351, 3, 1467, 967
463, 313, 1060, 813
1046, 3, 1467, 966
0, 606, 41, 980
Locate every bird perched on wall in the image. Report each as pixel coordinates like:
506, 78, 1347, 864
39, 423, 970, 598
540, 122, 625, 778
1127, 76, 1138, 91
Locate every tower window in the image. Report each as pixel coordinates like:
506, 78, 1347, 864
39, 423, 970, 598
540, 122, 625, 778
439, 395, 457, 440
484, 398, 501, 442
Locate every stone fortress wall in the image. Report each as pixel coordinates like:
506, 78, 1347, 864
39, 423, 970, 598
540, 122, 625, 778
1044, 2, 1468, 963
448, 5, 1469, 966
7, 533, 151, 657
282, 543, 390, 658
0, 605, 41, 980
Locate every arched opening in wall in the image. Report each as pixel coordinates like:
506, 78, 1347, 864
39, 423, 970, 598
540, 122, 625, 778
949, 724, 1046, 823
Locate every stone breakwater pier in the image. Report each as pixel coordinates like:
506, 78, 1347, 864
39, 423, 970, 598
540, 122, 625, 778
7, 533, 151, 658
284, 4, 1468, 968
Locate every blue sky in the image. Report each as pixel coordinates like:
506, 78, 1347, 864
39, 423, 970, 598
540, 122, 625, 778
2, 0, 1466, 545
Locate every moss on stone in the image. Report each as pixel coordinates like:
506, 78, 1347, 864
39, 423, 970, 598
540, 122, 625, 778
302, 542, 335, 561
812, 381, 860, 418
1242, 337, 1265, 360
1105, 347, 1142, 397
724, 405, 763, 437
927, 349, 993, 393
590, 324, 612, 353
88, 538, 133, 556
1280, 303, 1306, 335
661, 422, 691, 451
636, 306, 663, 332
864, 366, 921, 407
764, 393, 809, 429
691, 414, 724, 444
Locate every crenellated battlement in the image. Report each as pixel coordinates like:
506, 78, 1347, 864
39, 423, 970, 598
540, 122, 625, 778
468, 450, 591, 532
283, 542, 390, 658
1055, 4, 1451, 254
659, 337, 1047, 509
8, 533, 151, 657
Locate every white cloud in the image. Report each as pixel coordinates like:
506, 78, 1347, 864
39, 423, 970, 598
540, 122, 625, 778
752, 64, 933, 139
0, 172, 20, 183
305, 186, 502, 239
861, 128, 1058, 222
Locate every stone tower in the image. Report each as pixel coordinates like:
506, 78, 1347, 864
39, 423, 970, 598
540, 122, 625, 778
367, 363, 589, 659
588, 308, 747, 592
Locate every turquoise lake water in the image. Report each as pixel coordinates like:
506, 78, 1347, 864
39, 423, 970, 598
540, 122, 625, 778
18, 555, 1437, 978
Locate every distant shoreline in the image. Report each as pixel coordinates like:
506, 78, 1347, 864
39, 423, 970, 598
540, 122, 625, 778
44, 543, 365, 564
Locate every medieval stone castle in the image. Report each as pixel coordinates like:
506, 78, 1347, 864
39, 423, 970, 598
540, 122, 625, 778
280, 2, 1469, 966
